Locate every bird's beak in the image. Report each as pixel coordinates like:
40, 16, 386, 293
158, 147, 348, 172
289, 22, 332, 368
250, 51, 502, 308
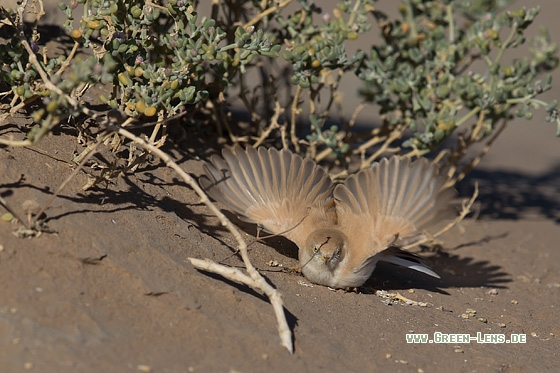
322, 248, 340, 265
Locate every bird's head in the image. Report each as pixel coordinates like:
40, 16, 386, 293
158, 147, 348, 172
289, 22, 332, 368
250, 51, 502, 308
299, 229, 349, 287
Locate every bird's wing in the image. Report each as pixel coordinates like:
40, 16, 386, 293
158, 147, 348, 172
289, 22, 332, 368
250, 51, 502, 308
199, 145, 334, 247
334, 155, 455, 261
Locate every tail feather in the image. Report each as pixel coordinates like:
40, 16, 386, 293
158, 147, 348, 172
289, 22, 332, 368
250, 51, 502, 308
377, 246, 440, 278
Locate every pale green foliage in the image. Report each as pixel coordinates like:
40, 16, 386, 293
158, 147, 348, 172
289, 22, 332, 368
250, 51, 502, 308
0, 0, 558, 180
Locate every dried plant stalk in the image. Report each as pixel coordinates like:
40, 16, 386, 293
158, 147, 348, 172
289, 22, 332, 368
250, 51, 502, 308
108, 124, 294, 353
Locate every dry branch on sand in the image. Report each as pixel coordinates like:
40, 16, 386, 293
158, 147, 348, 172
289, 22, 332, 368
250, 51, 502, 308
108, 124, 294, 353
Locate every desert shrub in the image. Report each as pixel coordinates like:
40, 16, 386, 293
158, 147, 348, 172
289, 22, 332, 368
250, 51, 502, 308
1, 0, 559, 352
0, 0, 558, 185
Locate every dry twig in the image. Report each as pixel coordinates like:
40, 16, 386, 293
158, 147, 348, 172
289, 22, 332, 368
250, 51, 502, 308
108, 123, 294, 353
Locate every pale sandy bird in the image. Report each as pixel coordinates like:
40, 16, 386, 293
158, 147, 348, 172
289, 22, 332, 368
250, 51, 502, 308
199, 146, 456, 289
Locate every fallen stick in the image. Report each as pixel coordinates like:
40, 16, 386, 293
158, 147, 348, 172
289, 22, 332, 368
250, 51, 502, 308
109, 123, 294, 353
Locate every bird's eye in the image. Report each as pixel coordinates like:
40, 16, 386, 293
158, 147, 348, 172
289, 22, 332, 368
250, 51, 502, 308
313, 246, 319, 253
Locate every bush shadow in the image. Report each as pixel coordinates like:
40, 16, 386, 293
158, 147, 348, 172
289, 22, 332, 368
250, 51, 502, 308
458, 164, 560, 223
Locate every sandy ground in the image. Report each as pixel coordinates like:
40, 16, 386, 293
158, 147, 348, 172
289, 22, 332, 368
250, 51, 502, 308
1, 0, 560, 372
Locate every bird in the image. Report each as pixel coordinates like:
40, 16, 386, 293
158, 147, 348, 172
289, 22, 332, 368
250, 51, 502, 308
198, 145, 456, 289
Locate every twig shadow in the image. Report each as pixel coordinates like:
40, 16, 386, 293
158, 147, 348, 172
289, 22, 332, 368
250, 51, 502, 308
193, 268, 299, 332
